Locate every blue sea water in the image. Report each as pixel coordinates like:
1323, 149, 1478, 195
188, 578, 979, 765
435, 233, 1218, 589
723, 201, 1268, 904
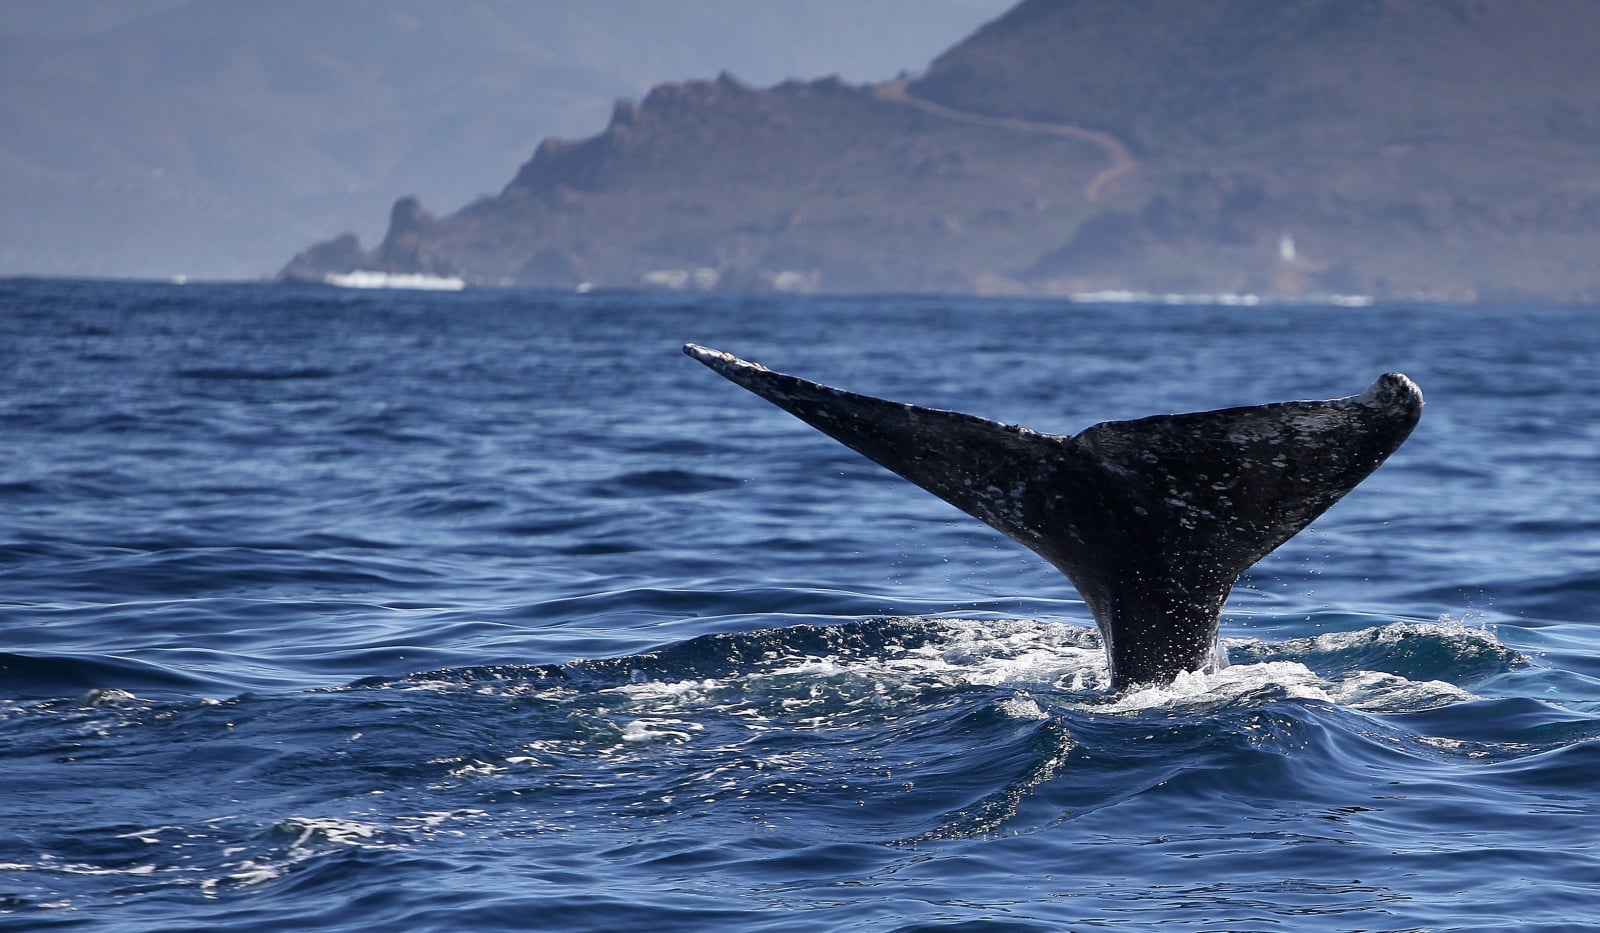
1, 277, 1598, 931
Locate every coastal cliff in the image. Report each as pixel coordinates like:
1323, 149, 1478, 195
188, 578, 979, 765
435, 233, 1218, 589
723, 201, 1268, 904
283, 0, 1600, 302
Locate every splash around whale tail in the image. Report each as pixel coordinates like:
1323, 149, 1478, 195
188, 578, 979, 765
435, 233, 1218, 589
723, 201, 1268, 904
684, 343, 1423, 689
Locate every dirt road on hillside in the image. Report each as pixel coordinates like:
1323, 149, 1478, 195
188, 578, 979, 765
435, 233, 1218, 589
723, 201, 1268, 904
874, 79, 1136, 202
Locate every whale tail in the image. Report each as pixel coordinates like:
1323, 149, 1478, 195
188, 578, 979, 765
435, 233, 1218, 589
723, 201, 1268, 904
684, 343, 1423, 689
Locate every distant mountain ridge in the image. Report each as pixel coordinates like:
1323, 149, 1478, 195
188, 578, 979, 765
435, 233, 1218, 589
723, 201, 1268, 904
284, 0, 1600, 302
0, 0, 1005, 279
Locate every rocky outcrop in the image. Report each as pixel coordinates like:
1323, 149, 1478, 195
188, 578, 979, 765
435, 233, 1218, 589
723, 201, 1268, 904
281, 197, 455, 282
280, 233, 370, 284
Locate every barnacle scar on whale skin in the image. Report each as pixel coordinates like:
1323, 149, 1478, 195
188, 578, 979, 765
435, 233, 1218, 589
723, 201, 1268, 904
683, 343, 1423, 691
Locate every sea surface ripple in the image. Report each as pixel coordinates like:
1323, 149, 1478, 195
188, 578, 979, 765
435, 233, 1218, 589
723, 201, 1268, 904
2, 278, 1598, 931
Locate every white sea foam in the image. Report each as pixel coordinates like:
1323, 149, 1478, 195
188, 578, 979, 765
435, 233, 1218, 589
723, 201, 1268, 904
1327, 670, 1476, 712
1246, 616, 1497, 655
997, 694, 1050, 720
619, 717, 700, 743
324, 271, 466, 290
389, 618, 1501, 731
397, 808, 488, 831
1095, 619, 1501, 715
1069, 289, 1373, 307
906, 619, 1108, 689
277, 816, 385, 848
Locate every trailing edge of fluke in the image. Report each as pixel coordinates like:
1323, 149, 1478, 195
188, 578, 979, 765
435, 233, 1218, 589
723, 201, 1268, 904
683, 343, 1423, 690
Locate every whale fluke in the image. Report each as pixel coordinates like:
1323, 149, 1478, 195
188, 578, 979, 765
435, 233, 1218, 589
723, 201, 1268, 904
684, 343, 1423, 689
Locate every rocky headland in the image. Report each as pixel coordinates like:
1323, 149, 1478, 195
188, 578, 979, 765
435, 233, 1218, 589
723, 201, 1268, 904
283, 0, 1600, 303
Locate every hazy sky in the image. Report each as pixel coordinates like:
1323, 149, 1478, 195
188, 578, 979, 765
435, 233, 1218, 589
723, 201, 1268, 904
0, 0, 190, 35
0, 0, 1014, 279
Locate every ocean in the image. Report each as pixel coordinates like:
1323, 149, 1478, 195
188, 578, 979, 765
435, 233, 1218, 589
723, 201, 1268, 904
2, 278, 1597, 931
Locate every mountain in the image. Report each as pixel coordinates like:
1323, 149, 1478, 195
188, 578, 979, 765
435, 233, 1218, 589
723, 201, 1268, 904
912, 0, 1600, 301
0, 0, 1008, 279
284, 0, 1600, 303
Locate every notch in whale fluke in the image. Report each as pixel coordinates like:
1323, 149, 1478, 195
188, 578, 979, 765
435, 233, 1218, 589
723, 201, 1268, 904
684, 343, 1422, 690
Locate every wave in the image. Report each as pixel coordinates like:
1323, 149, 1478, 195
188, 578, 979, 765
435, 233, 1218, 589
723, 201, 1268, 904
174, 366, 340, 381
1232, 618, 1523, 689
307, 616, 1585, 843
323, 271, 465, 291
5, 616, 1594, 920
1070, 289, 1373, 307
0, 651, 214, 698
10, 614, 1518, 712
580, 468, 744, 499
377, 615, 1521, 707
